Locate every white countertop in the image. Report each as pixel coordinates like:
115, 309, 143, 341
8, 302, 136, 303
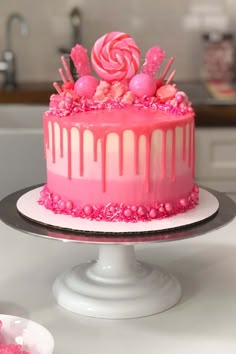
0, 208, 236, 354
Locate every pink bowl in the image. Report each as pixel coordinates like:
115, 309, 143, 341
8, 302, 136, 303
0, 315, 54, 354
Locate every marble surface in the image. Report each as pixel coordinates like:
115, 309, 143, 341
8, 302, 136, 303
0, 204, 236, 354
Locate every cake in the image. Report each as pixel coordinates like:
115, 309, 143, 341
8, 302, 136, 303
39, 31, 199, 222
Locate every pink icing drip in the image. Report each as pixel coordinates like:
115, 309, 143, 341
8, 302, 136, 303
101, 136, 107, 192
79, 129, 84, 176
134, 133, 139, 175
188, 121, 192, 168
182, 124, 186, 161
119, 133, 123, 176
93, 135, 98, 162
51, 121, 56, 163
145, 133, 151, 192
171, 129, 176, 181
192, 121, 195, 178
162, 130, 166, 179
43, 118, 49, 157
38, 184, 199, 222
60, 125, 64, 158
67, 128, 72, 179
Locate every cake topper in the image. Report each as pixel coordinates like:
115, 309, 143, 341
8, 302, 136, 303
141, 46, 165, 77
49, 31, 193, 116
91, 32, 140, 81
70, 44, 91, 76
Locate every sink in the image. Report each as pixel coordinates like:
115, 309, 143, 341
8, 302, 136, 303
0, 104, 47, 199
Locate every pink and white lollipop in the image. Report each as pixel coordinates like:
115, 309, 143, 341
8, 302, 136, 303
91, 32, 140, 82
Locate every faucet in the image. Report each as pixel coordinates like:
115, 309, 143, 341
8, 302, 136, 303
58, 6, 82, 54
58, 7, 82, 80
0, 13, 28, 89
70, 7, 82, 46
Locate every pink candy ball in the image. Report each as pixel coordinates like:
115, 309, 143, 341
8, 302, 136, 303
175, 93, 184, 104
84, 205, 93, 216
44, 199, 51, 208
129, 73, 157, 98
74, 75, 99, 98
180, 198, 188, 207
58, 200, 65, 210
53, 194, 60, 203
66, 200, 73, 210
109, 206, 115, 213
40, 190, 46, 198
191, 192, 198, 201
165, 203, 173, 213
149, 208, 157, 219
124, 208, 132, 218
137, 206, 147, 216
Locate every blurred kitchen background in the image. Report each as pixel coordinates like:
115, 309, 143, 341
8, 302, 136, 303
0, 0, 236, 201
0, 0, 236, 82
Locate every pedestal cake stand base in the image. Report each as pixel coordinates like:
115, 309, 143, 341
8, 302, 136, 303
53, 244, 181, 319
0, 186, 235, 319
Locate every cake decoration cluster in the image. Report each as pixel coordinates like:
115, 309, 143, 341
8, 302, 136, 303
49, 32, 193, 117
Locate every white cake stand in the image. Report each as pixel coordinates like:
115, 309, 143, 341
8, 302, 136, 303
0, 186, 235, 319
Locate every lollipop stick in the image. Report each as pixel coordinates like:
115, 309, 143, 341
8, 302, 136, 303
53, 82, 62, 94
160, 57, 174, 81
61, 56, 74, 82
166, 70, 176, 85
59, 68, 67, 84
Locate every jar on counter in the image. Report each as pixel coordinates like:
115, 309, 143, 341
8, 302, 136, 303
202, 32, 234, 82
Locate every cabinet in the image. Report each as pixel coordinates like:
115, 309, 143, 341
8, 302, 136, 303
0, 105, 46, 200
195, 128, 236, 192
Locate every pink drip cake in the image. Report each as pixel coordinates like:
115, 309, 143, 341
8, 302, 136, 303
39, 31, 199, 222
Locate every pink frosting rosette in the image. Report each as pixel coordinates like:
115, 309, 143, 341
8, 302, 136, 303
91, 32, 140, 81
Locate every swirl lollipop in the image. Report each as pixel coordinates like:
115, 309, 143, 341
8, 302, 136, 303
91, 32, 140, 81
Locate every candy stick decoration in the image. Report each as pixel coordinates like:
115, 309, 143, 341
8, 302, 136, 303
160, 57, 174, 81
59, 68, 67, 83
70, 44, 92, 77
166, 70, 176, 85
141, 46, 165, 77
58, 55, 75, 86
53, 82, 62, 94
61, 56, 74, 82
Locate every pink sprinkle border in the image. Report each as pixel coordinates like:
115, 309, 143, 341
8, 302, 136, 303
38, 184, 199, 223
